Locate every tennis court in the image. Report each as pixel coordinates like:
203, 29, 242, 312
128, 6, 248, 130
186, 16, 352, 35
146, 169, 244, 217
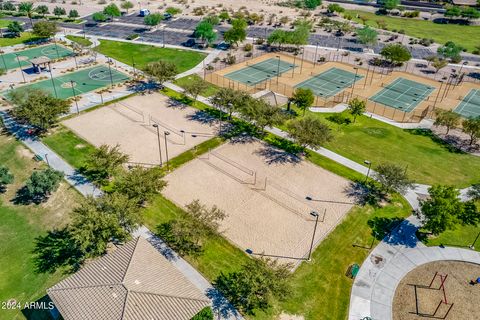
224, 58, 296, 86
11, 65, 130, 99
0, 44, 73, 70
369, 77, 435, 113
295, 67, 363, 98
454, 89, 480, 118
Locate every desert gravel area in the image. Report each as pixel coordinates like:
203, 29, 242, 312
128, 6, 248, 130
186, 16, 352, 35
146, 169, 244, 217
62, 92, 218, 165
163, 139, 354, 265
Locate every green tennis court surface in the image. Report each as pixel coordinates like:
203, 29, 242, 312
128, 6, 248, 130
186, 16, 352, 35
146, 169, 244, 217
369, 77, 435, 113
0, 44, 73, 70
11, 65, 130, 99
454, 89, 480, 118
225, 58, 296, 86
295, 67, 363, 98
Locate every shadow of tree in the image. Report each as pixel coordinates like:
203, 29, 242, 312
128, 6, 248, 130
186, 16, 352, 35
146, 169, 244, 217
254, 144, 301, 165
383, 219, 420, 248
32, 228, 84, 274
344, 181, 387, 207
12, 186, 49, 205
185, 110, 217, 126
206, 287, 242, 320
368, 216, 405, 240
405, 129, 464, 154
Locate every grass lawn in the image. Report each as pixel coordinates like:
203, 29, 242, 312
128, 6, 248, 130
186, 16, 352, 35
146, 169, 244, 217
252, 194, 411, 319
94, 39, 206, 73
174, 74, 221, 97
65, 35, 92, 47
0, 19, 11, 28
0, 32, 45, 47
292, 109, 480, 187
0, 133, 81, 320
345, 10, 480, 52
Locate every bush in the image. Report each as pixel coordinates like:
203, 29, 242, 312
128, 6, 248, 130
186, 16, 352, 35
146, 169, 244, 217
255, 38, 265, 45
224, 53, 236, 65
244, 43, 253, 52
327, 113, 352, 125
126, 33, 139, 40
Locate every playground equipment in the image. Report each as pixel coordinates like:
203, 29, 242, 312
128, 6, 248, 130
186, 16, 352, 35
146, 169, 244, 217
409, 272, 454, 319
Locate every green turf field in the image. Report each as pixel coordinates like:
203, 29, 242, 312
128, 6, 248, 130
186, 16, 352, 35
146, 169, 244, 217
295, 67, 363, 98
0, 43, 73, 70
65, 35, 93, 47
369, 77, 435, 113
225, 58, 296, 85
0, 32, 46, 47
11, 65, 130, 99
94, 39, 206, 73
454, 89, 480, 118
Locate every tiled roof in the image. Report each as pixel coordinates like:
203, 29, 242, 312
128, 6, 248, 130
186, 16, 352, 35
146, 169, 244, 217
48, 237, 210, 320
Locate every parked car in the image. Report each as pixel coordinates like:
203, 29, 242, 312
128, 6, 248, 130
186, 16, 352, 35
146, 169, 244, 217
163, 13, 172, 20
216, 42, 230, 50
182, 39, 196, 47
139, 9, 150, 17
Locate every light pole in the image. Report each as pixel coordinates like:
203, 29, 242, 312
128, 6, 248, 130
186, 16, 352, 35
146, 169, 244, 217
48, 63, 58, 98
313, 43, 319, 67
164, 131, 170, 171
350, 67, 359, 98
44, 153, 50, 166
162, 25, 166, 48
470, 230, 480, 250
152, 124, 163, 166
364, 160, 372, 183
70, 80, 80, 114
276, 55, 281, 84
307, 211, 320, 261
15, 54, 26, 83
0, 52, 7, 70
106, 56, 114, 87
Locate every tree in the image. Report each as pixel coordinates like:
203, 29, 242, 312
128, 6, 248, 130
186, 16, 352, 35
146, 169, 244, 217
32, 21, 58, 38
431, 58, 448, 73
214, 257, 291, 314
203, 14, 220, 26
9, 88, 69, 130
120, 1, 134, 13
35, 5, 49, 16
461, 7, 480, 21
287, 117, 333, 149
434, 109, 460, 134
7, 21, 23, 37
165, 7, 182, 16
327, 4, 345, 14
382, 0, 399, 11
84, 144, 129, 182
113, 166, 166, 205
356, 26, 378, 47
291, 88, 314, 116
68, 9, 79, 19
185, 199, 226, 237
218, 11, 230, 21
211, 87, 242, 119
194, 20, 217, 45
418, 185, 464, 235
374, 163, 413, 194
183, 78, 209, 102
69, 196, 130, 258
95, 193, 142, 233
103, 3, 121, 19
239, 98, 286, 133
456, 200, 480, 227
53, 6, 66, 16
0, 166, 14, 193
380, 44, 412, 66
437, 41, 463, 63
444, 5, 462, 19
20, 168, 64, 203
467, 184, 480, 201
223, 19, 247, 47
462, 116, 480, 145
304, 0, 322, 10
144, 60, 177, 86
144, 13, 163, 29
191, 307, 214, 320
2, 2, 16, 11
92, 12, 107, 23
18, 2, 34, 27
347, 98, 366, 123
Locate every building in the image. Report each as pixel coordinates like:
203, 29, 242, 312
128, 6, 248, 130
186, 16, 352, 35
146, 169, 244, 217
47, 237, 210, 320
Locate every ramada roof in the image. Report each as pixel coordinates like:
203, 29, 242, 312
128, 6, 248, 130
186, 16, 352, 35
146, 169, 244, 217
48, 237, 210, 320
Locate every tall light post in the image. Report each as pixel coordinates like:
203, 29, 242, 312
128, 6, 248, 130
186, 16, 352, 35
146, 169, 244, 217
350, 67, 359, 98
364, 160, 372, 183
275, 55, 281, 84
162, 25, 166, 48
0, 52, 7, 70
70, 80, 80, 114
470, 230, 480, 250
164, 131, 170, 171
48, 63, 58, 98
313, 42, 319, 67
307, 211, 320, 261
152, 124, 163, 166
106, 56, 114, 87
15, 54, 26, 83
44, 153, 50, 166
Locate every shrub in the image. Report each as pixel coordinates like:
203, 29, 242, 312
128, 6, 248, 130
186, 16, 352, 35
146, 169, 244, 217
326, 113, 352, 125
126, 33, 139, 40
244, 43, 253, 52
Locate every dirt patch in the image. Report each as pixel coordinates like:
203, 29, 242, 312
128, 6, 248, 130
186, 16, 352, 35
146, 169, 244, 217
278, 313, 305, 320
16, 145, 34, 159
163, 139, 353, 267
393, 260, 480, 320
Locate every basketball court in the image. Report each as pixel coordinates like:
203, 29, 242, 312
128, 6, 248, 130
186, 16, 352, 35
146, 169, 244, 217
0, 44, 73, 70
62, 92, 218, 166
295, 67, 363, 98
224, 58, 296, 86
162, 140, 353, 266
454, 89, 480, 118
10, 65, 130, 99
369, 77, 435, 113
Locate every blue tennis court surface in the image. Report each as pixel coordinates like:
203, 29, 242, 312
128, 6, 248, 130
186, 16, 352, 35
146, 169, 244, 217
224, 58, 296, 86
295, 67, 363, 98
454, 89, 480, 118
369, 77, 435, 113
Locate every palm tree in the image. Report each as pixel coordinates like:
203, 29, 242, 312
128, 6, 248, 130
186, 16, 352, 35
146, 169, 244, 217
18, 2, 35, 29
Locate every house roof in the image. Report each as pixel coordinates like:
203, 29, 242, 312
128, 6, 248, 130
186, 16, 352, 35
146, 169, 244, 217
47, 237, 210, 320
451, 0, 477, 6
29, 56, 51, 65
